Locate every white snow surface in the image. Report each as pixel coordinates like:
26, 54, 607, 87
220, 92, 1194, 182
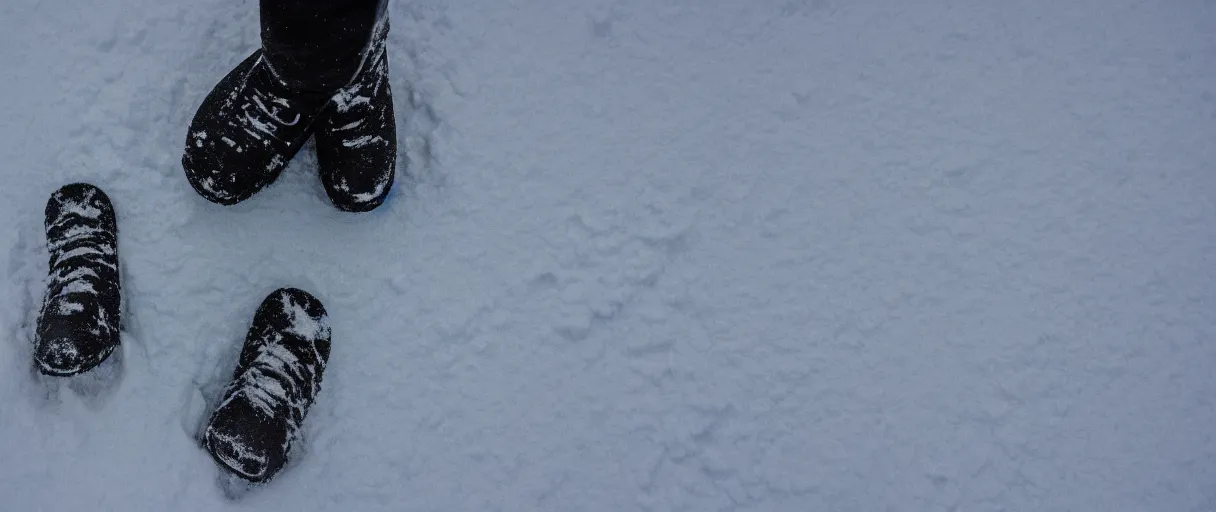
2, 0, 1215, 510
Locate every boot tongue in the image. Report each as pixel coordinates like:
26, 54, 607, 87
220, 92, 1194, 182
204, 390, 289, 482
255, 55, 331, 111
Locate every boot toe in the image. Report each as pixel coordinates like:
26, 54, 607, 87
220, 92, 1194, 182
35, 334, 109, 376
183, 137, 278, 206
203, 392, 286, 483
322, 169, 393, 212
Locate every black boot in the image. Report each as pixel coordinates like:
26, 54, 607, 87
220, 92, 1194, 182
202, 288, 331, 483
35, 183, 121, 376
315, 19, 396, 212
182, 52, 328, 205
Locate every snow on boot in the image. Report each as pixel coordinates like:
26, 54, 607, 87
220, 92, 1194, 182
183, 51, 328, 206
202, 288, 331, 483
315, 19, 396, 212
35, 183, 121, 376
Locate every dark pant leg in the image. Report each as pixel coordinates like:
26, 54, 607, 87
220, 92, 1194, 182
260, 0, 385, 94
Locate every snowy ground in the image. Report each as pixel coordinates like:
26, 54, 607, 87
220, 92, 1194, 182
2, 0, 1215, 510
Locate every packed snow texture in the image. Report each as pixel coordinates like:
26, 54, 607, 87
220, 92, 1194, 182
2, 0, 1214, 510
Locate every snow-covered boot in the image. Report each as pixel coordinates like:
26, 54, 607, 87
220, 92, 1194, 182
202, 288, 331, 483
34, 183, 121, 376
182, 51, 328, 205
314, 19, 396, 212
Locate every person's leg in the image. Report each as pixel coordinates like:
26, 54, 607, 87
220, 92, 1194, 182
263, 0, 396, 212
260, 0, 384, 94
314, 18, 397, 212
182, 0, 393, 209
265, 0, 396, 212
